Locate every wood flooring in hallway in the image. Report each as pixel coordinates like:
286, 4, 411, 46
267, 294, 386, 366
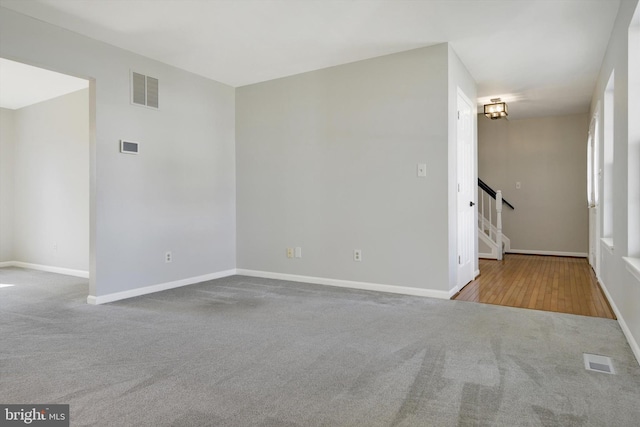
453, 254, 615, 319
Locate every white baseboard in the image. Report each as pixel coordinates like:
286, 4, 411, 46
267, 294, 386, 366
597, 277, 640, 367
87, 269, 237, 305
507, 249, 588, 258
478, 252, 497, 259
449, 283, 463, 298
1, 261, 89, 278
236, 269, 451, 300
450, 271, 481, 298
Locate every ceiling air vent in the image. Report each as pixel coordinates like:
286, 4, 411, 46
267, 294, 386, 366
131, 71, 159, 109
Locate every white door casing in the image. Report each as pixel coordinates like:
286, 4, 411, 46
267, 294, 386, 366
457, 90, 475, 288
587, 109, 601, 275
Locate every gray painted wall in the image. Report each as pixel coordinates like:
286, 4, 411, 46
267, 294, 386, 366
591, 0, 640, 362
0, 108, 15, 262
237, 44, 475, 293
0, 8, 236, 297
0, 8, 478, 299
10, 89, 90, 270
478, 113, 589, 254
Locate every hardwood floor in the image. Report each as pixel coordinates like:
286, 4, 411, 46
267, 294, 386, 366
453, 254, 615, 319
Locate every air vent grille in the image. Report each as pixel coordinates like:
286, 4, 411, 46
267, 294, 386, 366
131, 71, 159, 109
583, 353, 615, 374
132, 72, 146, 105
146, 77, 159, 109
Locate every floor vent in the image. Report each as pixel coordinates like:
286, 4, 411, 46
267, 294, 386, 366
583, 353, 615, 374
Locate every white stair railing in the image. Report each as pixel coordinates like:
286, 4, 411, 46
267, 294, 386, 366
478, 186, 507, 260
496, 190, 503, 261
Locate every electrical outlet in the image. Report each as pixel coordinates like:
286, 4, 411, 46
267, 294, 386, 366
286, 248, 294, 258
165, 251, 172, 263
354, 249, 362, 262
295, 247, 302, 258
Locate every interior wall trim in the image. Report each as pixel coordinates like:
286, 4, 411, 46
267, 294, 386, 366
598, 276, 640, 367
87, 269, 237, 305
3, 261, 89, 278
236, 269, 451, 300
507, 249, 588, 258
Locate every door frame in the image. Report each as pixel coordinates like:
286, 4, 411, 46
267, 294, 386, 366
588, 107, 601, 277
456, 88, 476, 290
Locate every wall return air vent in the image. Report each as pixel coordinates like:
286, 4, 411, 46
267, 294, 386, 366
120, 140, 139, 155
131, 71, 159, 109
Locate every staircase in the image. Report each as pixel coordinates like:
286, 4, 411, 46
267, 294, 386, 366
478, 179, 514, 260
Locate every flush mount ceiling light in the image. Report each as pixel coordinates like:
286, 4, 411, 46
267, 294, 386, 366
484, 98, 508, 120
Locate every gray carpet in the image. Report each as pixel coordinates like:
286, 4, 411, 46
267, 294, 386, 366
1, 267, 639, 426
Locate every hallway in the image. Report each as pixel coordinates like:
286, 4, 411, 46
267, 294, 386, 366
453, 254, 615, 319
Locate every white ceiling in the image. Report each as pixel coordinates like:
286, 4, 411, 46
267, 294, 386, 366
0, 58, 88, 109
0, 0, 621, 119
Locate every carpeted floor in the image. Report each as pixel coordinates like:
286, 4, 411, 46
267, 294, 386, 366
1, 267, 639, 426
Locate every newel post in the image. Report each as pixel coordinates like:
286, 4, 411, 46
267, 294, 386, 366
496, 190, 503, 261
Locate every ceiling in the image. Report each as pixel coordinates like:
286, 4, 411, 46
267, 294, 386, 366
0, 58, 88, 109
0, 0, 621, 119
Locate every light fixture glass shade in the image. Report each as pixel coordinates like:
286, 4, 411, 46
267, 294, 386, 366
484, 101, 508, 119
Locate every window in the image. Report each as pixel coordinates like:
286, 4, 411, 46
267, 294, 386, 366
624, 3, 640, 283
588, 108, 601, 271
628, 3, 640, 258
587, 112, 599, 208
602, 71, 614, 246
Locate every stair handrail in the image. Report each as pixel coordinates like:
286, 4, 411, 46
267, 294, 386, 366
478, 178, 515, 210
496, 191, 503, 260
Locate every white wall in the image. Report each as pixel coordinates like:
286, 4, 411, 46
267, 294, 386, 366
0, 8, 236, 298
590, 0, 640, 364
237, 44, 474, 295
478, 113, 589, 255
9, 89, 89, 271
0, 108, 15, 262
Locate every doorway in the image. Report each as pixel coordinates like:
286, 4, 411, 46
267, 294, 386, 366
456, 89, 475, 289
0, 58, 91, 291
453, 254, 615, 319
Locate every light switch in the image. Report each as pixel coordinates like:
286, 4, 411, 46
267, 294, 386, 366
516, 181, 521, 189
417, 163, 427, 177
